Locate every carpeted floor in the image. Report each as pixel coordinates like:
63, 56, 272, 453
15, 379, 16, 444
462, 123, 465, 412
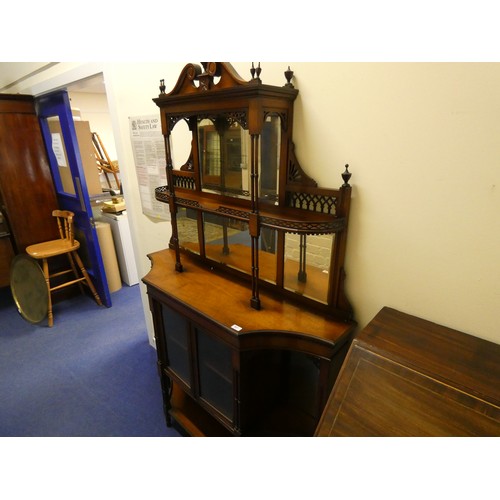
0, 283, 181, 437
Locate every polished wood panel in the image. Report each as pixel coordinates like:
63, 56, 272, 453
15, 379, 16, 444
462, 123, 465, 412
0, 94, 59, 253
0, 236, 14, 287
0, 209, 14, 286
315, 307, 500, 436
144, 248, 353, 355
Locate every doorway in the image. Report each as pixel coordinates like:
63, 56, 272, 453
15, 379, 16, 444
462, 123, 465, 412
63, 74, 139, 296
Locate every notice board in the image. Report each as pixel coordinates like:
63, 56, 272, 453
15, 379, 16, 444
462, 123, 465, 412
129, 115, 169, 220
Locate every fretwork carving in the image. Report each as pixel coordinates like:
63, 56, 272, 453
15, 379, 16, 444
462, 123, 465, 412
288, 192, 338, 215
172, 174, 196, 190
287, 142, 317, 186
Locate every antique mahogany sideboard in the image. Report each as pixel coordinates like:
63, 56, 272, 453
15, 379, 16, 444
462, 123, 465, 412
315, 307, 500, 436
143, 62, 356, 435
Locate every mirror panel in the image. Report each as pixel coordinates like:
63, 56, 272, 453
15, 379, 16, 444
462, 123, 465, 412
259, 114, 281, 204
203, 213, 251, 274
177, 207, 200, 255
198, 118, 251, 199
259, 227, 278, 284
170, 118, 192, 170
284, 233, 334, 304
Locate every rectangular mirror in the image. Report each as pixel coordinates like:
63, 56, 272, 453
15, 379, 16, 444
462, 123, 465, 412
259, 227, 278, 284
259, 114, 281, 204
198, 118, 251, 199
177, 207, 200, 255
284, 233, 334, 304
203, 213, 252, 275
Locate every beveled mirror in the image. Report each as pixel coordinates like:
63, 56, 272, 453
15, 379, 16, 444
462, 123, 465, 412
198, 118, 251, 199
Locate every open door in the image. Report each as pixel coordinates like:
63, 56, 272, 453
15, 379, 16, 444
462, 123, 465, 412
35, 90, 112, 307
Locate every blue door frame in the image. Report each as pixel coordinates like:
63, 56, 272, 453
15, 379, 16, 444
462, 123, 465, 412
35, 90, 112, 307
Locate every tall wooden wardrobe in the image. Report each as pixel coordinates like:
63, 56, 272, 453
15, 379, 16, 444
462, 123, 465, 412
0, 94, 59, 287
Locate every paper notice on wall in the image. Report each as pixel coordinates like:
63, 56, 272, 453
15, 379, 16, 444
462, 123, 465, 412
51, 133, 68, 167
129, 115, 170, 220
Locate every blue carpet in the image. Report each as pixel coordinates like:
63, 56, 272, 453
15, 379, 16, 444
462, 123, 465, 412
0, 284, 181, 437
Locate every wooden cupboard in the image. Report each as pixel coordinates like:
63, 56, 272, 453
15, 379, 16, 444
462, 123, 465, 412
315, 307, 500, 436
0, 95, 60, 256
144, 248, 355, 436
0, 211, 14, 287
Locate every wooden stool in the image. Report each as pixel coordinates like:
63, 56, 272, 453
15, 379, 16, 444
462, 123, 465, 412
25, 210, 102, 327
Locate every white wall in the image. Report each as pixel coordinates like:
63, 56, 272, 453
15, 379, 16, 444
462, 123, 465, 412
10, 62, 500, 345
69, 91, 117, 160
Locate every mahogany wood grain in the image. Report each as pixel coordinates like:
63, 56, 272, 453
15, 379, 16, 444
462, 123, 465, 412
144, 248, 354, 357
0, 95, 59, 253
315, 307, 500, 436
0, 236, 14, 286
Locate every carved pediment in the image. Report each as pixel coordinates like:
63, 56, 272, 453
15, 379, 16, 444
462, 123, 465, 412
159, 62, 248, 97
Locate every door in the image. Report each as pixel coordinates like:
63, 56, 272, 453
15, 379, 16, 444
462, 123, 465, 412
35, 90, 112, 307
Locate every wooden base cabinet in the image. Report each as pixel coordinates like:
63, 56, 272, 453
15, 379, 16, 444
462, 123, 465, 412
316, 307, 500, 437
144, 249, 355, 436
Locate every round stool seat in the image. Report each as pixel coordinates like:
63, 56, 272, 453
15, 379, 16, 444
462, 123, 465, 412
10, 254, 49, 324
26, 238, 80, 259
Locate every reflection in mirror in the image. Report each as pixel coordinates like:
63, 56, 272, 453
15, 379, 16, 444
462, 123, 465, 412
259, 227, 277, 284
284, 233, 334, 304
177, 207, 200, 255
198, 118, 251, 199
259, 114, 281, 204
47, 116, 74, 196
203, 214, 251, 274
170, 118, 192, 170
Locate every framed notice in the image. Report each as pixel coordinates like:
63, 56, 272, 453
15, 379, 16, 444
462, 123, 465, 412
129, 115, 169, 220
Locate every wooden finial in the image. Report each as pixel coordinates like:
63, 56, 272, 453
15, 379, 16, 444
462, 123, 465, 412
342, 164, 352, 187
284, 66, 294, 87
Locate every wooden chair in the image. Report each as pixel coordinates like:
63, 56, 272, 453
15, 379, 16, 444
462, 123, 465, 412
26, 210, 102, 327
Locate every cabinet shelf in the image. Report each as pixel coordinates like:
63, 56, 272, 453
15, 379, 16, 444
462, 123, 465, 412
145, 249, 353, 351
170, 383, 232, 437
156, 185, 346, 234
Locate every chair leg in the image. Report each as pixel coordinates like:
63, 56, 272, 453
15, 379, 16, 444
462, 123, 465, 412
66, 252, 85, 295
71, 251, 103, 306
42, 258, 54, 328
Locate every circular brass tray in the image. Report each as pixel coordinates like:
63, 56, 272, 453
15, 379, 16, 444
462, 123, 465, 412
10, 254, 48, 324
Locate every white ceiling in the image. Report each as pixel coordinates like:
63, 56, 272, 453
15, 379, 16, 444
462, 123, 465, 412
0, 62, 51, 91
0, 62, 105, 94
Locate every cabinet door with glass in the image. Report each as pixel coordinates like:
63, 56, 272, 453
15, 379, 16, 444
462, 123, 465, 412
159, 302, 239, 433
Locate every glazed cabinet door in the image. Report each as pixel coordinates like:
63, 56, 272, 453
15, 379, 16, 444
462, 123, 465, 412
161, 304, 192, 390
158, 301, 238, 433
195, 327, 235, 421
